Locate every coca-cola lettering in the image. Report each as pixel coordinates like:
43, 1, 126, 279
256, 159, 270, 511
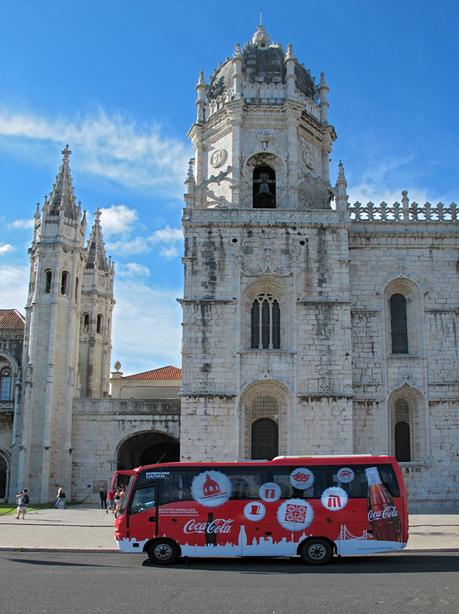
368, 505, 399, 522
183, 519, 233, 535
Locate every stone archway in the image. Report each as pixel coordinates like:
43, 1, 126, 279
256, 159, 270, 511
116, 431, 180, 470
0, 451, 9, 501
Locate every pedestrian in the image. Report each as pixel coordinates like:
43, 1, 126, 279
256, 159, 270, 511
16, 489, 29, 519
99, 487, 107, 510
55, 485, 66, 509
106, 487, 115, 514
114, 488, 121, 516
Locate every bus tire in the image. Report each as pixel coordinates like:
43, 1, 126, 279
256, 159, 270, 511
298, 538, 333, 565
147, 539, 180, 565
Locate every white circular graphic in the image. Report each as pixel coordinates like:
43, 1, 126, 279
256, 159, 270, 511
321, 487, 348, 512
191, 470, 231, 508
337, 467, 355, 484
276, 499, 314, 532
244, 501, 266, 522
290, 468, 315, 490
259, 482, 281, 503
210, 148, 227, 168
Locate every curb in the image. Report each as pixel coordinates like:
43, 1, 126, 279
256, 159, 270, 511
0, 547, 458, 554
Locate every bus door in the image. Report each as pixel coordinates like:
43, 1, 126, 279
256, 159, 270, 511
127, 481, 160, 545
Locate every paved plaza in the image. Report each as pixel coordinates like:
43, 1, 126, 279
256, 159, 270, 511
0, 504, 457, 552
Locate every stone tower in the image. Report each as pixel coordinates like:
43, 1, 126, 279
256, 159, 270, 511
78, 210, 115, 398
180, 25, 353, 461
17, 146, 87, 502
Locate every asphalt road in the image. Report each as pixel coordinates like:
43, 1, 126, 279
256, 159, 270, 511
0, 551, 458, 614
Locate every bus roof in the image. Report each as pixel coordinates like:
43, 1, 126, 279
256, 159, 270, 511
131, 454, 396, 473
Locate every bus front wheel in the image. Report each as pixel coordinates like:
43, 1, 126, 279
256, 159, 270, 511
147, 539, 180, 565
299, 538, 333, 565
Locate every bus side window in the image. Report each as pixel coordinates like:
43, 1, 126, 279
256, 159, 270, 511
130, 486, 156, 514
160, 471, 193, 505
226, 468, 268, 499
270, 469, 293, 498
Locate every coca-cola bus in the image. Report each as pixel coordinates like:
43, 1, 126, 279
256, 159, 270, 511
113, 455, 408, 565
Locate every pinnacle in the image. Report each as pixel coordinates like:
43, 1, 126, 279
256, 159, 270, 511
86, 210, 109, 272
46, 145, 79, 219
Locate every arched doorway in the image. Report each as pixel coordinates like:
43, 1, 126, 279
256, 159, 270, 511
116, 431, 179, 470
0, 451, 9, 500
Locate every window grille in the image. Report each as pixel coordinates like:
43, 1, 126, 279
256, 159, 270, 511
251, 418, 278, 460
251, 294, 280, 349
0, 368, 12, 401
390, 294, 408, 353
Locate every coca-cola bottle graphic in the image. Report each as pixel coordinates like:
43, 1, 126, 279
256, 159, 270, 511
365, 467, 402, 542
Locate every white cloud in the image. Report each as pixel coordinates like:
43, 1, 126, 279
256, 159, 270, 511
150, 226, 183, 244
117, 262, 150, 278
0, 264, 28, 309
8, 219, 34, 229
0, 243, 14, 255
106, 236, 150, 256
0, 108, 191, 196
159, 246, 179, 260
99, 204, 137, 236
112, 279, 181, 373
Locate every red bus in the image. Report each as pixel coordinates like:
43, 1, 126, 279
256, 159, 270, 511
113, 455, 408, 565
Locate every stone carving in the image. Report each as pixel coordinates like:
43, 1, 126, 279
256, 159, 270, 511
210, 149, 228, 168
348, 199, 458, 221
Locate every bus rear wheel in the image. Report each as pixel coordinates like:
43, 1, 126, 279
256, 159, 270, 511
299, 538, 333, 565
147, 539, 179, 565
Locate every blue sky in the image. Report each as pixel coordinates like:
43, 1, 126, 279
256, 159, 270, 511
1, 0, 458, 374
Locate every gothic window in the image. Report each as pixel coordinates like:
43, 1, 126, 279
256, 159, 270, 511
0, 368, 12, 401
75, 277, 79, 301
390, 294, 408, 353
61, 271, 69, 295
97, 314, 103, 334
253, 165, 276, 208
44, 270, 52, 294
82, 313, 89, 333
394, 399, 411, 462
251, 294, 280, 349
251, 418, 278, 460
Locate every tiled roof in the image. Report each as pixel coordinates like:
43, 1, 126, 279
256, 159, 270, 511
0, 309, 25, 331
123, 365, 182, 381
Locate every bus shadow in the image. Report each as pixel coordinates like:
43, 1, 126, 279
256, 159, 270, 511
142, 553, 459, 574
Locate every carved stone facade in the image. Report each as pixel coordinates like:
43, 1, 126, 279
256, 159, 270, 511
180, 26, 459, 506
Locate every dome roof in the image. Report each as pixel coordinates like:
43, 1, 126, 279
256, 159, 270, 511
207, 26, 316, 101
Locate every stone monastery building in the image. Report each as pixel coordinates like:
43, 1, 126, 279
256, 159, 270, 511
0, 24, 457, 506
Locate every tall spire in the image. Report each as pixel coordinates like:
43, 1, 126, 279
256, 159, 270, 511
86, 209, 109, 271
46, 145, 79, 219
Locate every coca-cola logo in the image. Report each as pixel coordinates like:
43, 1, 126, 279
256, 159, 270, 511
183, 519, 233, 535
368, 505, 399, 522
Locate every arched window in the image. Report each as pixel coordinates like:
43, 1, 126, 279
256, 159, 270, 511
253, 165, 276, 208
61, 271, 69, 295
394, 398, 411, 462
97, 314, 103, 334
251, 294, 280, 349
44, 270, 52, 294
75, 277, 79, 301
251, 418, 278, 460
390, 294, 408, 353
0, 368, 12, 401
82, 313, 89, 333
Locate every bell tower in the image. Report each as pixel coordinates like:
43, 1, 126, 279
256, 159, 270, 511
180, 25, 353, 461
17, 147, 86, 502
